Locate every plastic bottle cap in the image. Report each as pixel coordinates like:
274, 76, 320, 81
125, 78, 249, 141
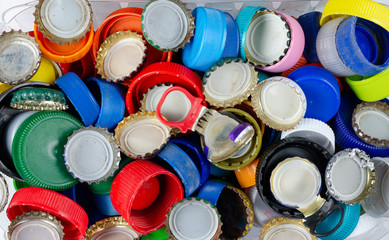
85, 216, 140, 240
64, 127, 121, 184
235, 159, 259, 188
245, 9, 290, 66
115, 112, 171, 159
12, 111, 82, 191
142, 0, 194, 51
251, 76, 306, 130
165, 198, 222, 240
10, 88, 68, 111
260, 217, 316, 240
326, 148, 375, 204
281, 118, 335, 155
352, 102, 389, 148
270, 157, 322, 209
197, 180, 227, 207
34, 0, 92, 44
221, 13, 239, 58
297, 12, 321, 64
0, 174, 8, 212
203, 58, 257, 107
0, 31, 41, 85
8, 211, 64, 240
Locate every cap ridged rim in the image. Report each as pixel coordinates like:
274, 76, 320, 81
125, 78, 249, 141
260, 217, 317, 240
352, 101, 389, 148
8, 211, 64, 240
251, 76, 306, 131
141, 0, 195, 52
165, 197, 222, 240
64, 126, 121, 184
85, 216, 140, 240
10, 88, 68, 111
115, 111, 171, 159
325, 148, 376, 204
203, 58, 258, 108
96, 31, 147, 82
0, 30, 41, 85
0, 174, 9, 212
34, 0, 93, 45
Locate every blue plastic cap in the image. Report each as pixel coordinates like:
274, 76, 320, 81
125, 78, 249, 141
221, 12, 239, 58
288, 66, 341, 122
298, 11, 321, 63
92, 192, 120, 216
197, 180, 227, 206
182, 7, 227, 72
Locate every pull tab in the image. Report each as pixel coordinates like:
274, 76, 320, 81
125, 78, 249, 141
156, 86, 205, 133
304, 198, 345, 237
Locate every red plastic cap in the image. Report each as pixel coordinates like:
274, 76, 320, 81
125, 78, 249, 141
7, 187, 88, 240
125, 62, 204, 114
111, 160, 184, 234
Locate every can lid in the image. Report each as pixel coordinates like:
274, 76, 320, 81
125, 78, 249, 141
64, 126, 121, 184
245, 9, 290, 67
85, 216, 140, 240
326, 148, 375, 204
115, 111, 171, 159
203, 58, 257, 107
0, 174, 8, 212
281, 118, 336, 155
8, 211, 64, 240
352, 101, 389, 148
260, 217, 317, 240
96, 31, 146, 82
12, 111, 82, 191
251, 76, 306, 130
165, 198, 222, 240
0, 31, 41, 85
10, 88, 68, 111
34, 0, 93, 45
142, 0, 195, 51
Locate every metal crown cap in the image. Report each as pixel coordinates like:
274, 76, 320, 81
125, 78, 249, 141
34, 0, 93, 45
203, 58, 258, 108
10, 88, 68, 111
141, 0, 195, 52
260, 217, 317, 240
0, 174, 8, 213
140, 83, 173, 113
352, 101, 389, 148
85, 216, 140, 240
64, 126, 121, 184
96, 31, 147, 83
8, 211, 64, 240
325, 148, 376, 204
165, 197, 222, 240
0, 30, 41, 85
115, 111, 171, 159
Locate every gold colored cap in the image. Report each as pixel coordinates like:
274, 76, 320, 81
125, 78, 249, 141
260, 217, 317, 240
115, 111, 171, 159
34, 0, 93, 45
10, 88, 68, 111
96, 31, 147, 82
85, 216, 140, 240
0, 30, 41, 85
203, 58, 258, 108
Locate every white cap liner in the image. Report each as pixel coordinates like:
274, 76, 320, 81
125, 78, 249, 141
144, 85, 172, 112
264, 223, 314, 240
10, 220, 62, 240
354, 108, 389, 141
90, 227, 139, 240
160, 89, 191, 122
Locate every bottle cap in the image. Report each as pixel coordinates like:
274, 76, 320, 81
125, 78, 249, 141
197, 180, 227, 207
12, 111, 82, 191
8, 211, 64, 240
141, 0, 194, 51
203, 58, 257, 108
85, 216, 140, 240
281, 118, 335, 155
7, 187, 89, 240
140, 84, 172, 113
270, 157, 325, 217
325, 148, 375, 204
115, 111, 171, 159
235, 159, 259, 189
10, 88, 68, 111
34, 0, 93, 45
251, 76, 306, 131
0, 174, 8, 212
110, 160, 184, 234
165, 198, 222, 240
182, 7, 227, 72
287, 66, 341, 122
96, 31, 147, 82
0, 31, 41, 85
64, 126, 121, 184
244, 9, 290, 67
221, 12, 239, 58
260, 217, 317, 240
297, 11, 321, 64
352, 101, 389, 148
